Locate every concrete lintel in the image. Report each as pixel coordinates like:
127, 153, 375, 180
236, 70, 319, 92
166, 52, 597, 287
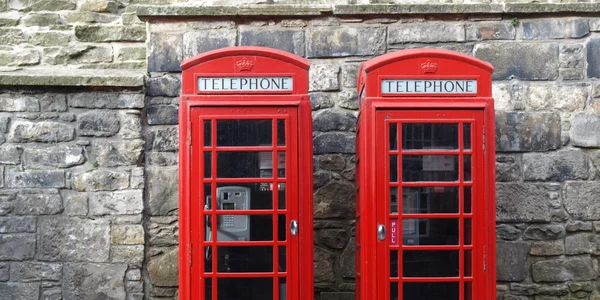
0, 68, 145, 88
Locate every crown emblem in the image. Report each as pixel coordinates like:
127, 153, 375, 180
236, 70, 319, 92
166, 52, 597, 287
421, 60, 438, 74
236, 58, 254, 72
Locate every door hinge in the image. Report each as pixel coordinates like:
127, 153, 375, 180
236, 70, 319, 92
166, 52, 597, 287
189, 243, 193, 267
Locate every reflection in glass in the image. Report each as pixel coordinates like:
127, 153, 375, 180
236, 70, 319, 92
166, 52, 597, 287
403, 282, 459, 300
463, 123, 471, 150
279, 246, 286, 272
217, 278, 273, 300
465, 250, 472, 277
464, 187, 472, 214
279, 277, 287, 300
402, 219, 458, 246
204, 184, 212, 210
277, 119, 285, 146
389, 123, 398, 150
216, 119, 272, 146
217, 152, 271, 178
464, 155, 472, 182
390, 250, 398, 278
403, 155, 459, 182
402, 187, 459, 214
403, 250, 459, 277
204, 120, 211, 147
390, 282, 399, 300
277, 152, 286, 178
215, 215, 273, 242
278, 183, 286, 210
205, 246, 212, 272
217, 246, 273, 273
390, 155, 398, 182
464, 218, 472, 245
216, 184, 272, 210
402, 124, 458, 150
204, 152, 211, 178
390, 187, 398, 214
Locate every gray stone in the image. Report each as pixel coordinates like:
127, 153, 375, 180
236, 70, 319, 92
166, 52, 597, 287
339, 237, 355, 279
309, 63, 340, 92
15, 191, 63, 215
310, 92, 335, 110
317, 229, 347, 249
73, 169, 129, 192
0, 263, 7, 281
80, 0, 118, 12
572, 114, 600, 147
126, 269, 141, 280
148, 216, 178, 246
117, 112, 142, 140
89, 190, 143, 216
495, 112, 561, 152
566, 221, 593, 232
69, 93, 144, 109
532, 257, 596, 282
0, 48, 40, 66
21, 0, 76, 12
0, 94, 39, 112
0, 11, 20, 26
6, 169, 64, 188
111, 245, 144, 265
149, 152, 178, 166
39, 94, 67, 112
564, 181, 600, 220
0, 192, 16, 216
240, 27, 304, 56
466, 22, 516, 40
77, 111, 120, 137
60, 190, 88, 216
510, 283, 569, 296
0, 116, 10, 133
565, 233, 597, 255
314, 132, 355, 154
587, 38, 600, 78
115, 45, 145, 62
147, 105, 178, 125
9, 120, 74, 143
43, 44, 112, 65
126, 280, 143, 293
496, 183, 557, 222
0, 282, 40, 299
341, 64, 359, 89
530, 240, 564, 256
37, 217, 110, 262
147, 73, 181, 97
147, 247, 178, 287
63, 263, 126, 299
0, 144, 22, 165
10, 262, 62, 282
314, 179, 355, 219
320, 292, 354, 300
147, 167, 178, 216
496, 155, 521, 182
150, 127, 178, 152
525, 84, 588, 112
183, 29, 236, 59
307, 26, 385, 57
318, 154, 346, 172
522, 19, 589, 39
0, 28, 26, 45
148, 33, 183, 72
23, 144, 85, 169
112, 224, 144, 245
64, 10, 119, 23
523, 224, 565, 241
389, 23, 465, 44
496, 224, 521, 241
92, 139, 144, 167
75, 25, 146, 42
0, 216, 35, 233
475, 43, 559, 80
22, 12, 60, 26
338, 89, 358, 110
0, 233, 35, 260
313, 109, 356, 132
496, 241, 529, 281
314, 246, 335, 282
523, 149, 589, 181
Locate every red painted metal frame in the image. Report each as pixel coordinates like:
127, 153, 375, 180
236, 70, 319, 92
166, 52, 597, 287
355, 49, 496, 300
179, 47, 313, 300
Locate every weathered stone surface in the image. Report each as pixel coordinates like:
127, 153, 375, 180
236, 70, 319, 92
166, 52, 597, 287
64, 263, 126, 299
73, 169, 129, 192
318, 154, 346, 172
530, 240, 564, 256
64, 10, 119, 23
522, 19, 589, 39
126, 269, 141, 281
313, 109, 356, 132
0, 11, 20, 26
523, 149, 588, 181
148, 216, 178, 246
44, 45, 113, 65
37, 217, 109, 262
148, 33, 183, 72
314, 132, 355, 154
117, 112, 142, 140
587, 38, 600, 78
147, 247, 178, 287
564, 181, 600, 220
475, 43, 559, 80
338, 89, 358, 110
23, 144, 85, 169
149, 152, 178, 166
523, 224, 565, 241
566, 221, 593, 232
307, 26, 385, 57
21, 0, 76, 12
0, 144, 22, 165
389, 23, 465, 44
183, 29, 236, 59
0, 192, 16, 216
497, 241, 529, 281
6, 169, 64, 188
310, 63, 340, 92
317, 229, 347, 249
0, 216, 35, 233
572, 114, 600, 147
0, 48, 40, 66
11, 261, 62, 282
91, 139, 144, 167
150, 127, 178, 152
0, 282, 40, 299
496, 224, 521, 241
147, 105, 178, 125
115, 45, 145, 62
9, 120, 74, 143
0, 263, 7, 281
532, 257, 596, 282
39, 94, 67, 112
496, 155, 521, 182
75, 25, 146, 42
496, 183, 557, 222
525, 84, 588, 112
339, 237, 355, 279
314, 179, 355, 219
466, 22, 516, 40
0, 233, 35, 260
0, 28, 25, 45
147, 73, 181, 97
495, 112, 561, 152
310, 92, 335, 110
565, 233, 598, 255
240, 27, 304, 56
112, 224, 144, 245
510, 282, 569, 296
89, 190, 143, 216
60, 190, 87, 216
23, 12, 60, 26
80, 0, 118, 12
0, 94, 39, 112
69, 93, 144, 109
15, 191, 63, 215
111, 245, 144, 264
314, 246, 335, 282
147, 167, 178, 216
77, 111, 120, 137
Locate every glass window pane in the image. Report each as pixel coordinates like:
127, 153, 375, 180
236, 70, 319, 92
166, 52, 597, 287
403, 250, 459, 277
217, 278, 273, 300
403, 282, 459, 300
402, 187, 459, 214
390, 187, 398, 214
402, 124, 458, 150
389, 123, 398, 150
390, 282, 399, 300
217, 246, 273, 273
216, 184, 272, 210
465, 250, 472, 277
465, 281, 473, 300
278, 246, 286, 272
390, 155, 398, 182
277, 152, 286, 178
216, 119, 272, 146
464, 155, 472, 182
205, 278, 212, 299
216, 215, 273, 242
217, 151, 271, 178
204, 184, 212, 210
204, 120, 212, 147
464, 187, 472, 214
205, 246, 212, 272
204, 152, 211, 178
277, 119, 285, 146
463, 123, 471, 150
464, 218, 472, 245
402, 219, 459, 246
390, 250, 398, 278
279, 277, 287, 300
278, 183, 286, 210
403, 155, 459, 182
278, 214, 286, 241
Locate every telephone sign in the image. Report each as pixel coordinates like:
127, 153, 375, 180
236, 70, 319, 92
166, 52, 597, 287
355, 49, 496, 300
179, 47, 314, 300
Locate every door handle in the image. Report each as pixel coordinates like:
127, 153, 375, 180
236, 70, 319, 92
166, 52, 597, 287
377, 224, 386, 241
290, 220, 299, 236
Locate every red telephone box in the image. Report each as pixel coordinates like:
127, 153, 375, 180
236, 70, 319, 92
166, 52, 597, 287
178, 46, 313, 300
355, 49, 496, 300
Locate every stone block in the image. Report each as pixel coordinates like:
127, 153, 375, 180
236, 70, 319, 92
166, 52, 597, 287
523, 224, 565, 241
8, 120, 74, 143
43, 44, 112, 65
389, 23, 465, 44
112, 224, 144, 245
75, 25, 146, 42
566, 221, 593, 232
60, 190, 88, 216
0, 94, 39, 112
338, 89, 358, 110
0, 192, 16, 216
564, 181, 600, 220
496, 183, 557, 222
571, 114, 600, 147
314, 246, 335, 282
126, 280, 143, 293
182, 29, 236, 59
148, 216, 178, 246
532, 257, 595, 282
0, 11, 20, 26
0, 144, 22, 165
321, 292, 354, 300
0, 263, 7, 281
341, 64, 359, 89
147, 105, 178, 125
496, 155, 521, 182
339, 238, 355, 278
313, 109, 356, 132
496, 241, 529, 281
0, 28, 25, 45
23, 144, 85, 169
126, 269, 141, 280
64, 10, 119, 23
314, 179, 355, 219
64, 263, 126, 299
310, 92, 335, 110
475, 43, 559, 80
10, 262, 62, 282
148, 33, 183, 72
89, 190, 143, 216
37, 217, 110, 262
117, 112, 142, 140
6, 169, 65, 188
0, 283, 40, 299
77, 111, 120, 137
240, 27, 305, 56
69, 93, 144, 109
122, 12, 142, 25
495, 112, 561, 152
497, 224, 521, 241
15, 190, 63, 215
317, 228, 347, 249
587, 38, 600, 78
147, 247, 178, 287
21, 0, 76, 11
111, 245, 144, 264
150, 126, 178, 152
73, 169, 129, 192
0, 216, 35, 233
22, 12, 60, 26
522, 19, 589, 39
310, 63, 340, 92
39, 94, 67, 112
0, 48, 40, 66
466, 22, 516, 40
0, 233, 35, 260
314, 132, 355, 154
147, 167, 178, 216
530, 240, 564, 256
147, 73, 181, 97
565, 233, 597, 255
80, 0, 118, 12
525, 84, 588, 112
91, 139, 144, 167
307, 26, 385, 58
523, 149, 589, 181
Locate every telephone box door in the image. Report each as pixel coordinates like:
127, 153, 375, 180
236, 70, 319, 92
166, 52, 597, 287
190, 106, 299, 300
376, 109, 485, 300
